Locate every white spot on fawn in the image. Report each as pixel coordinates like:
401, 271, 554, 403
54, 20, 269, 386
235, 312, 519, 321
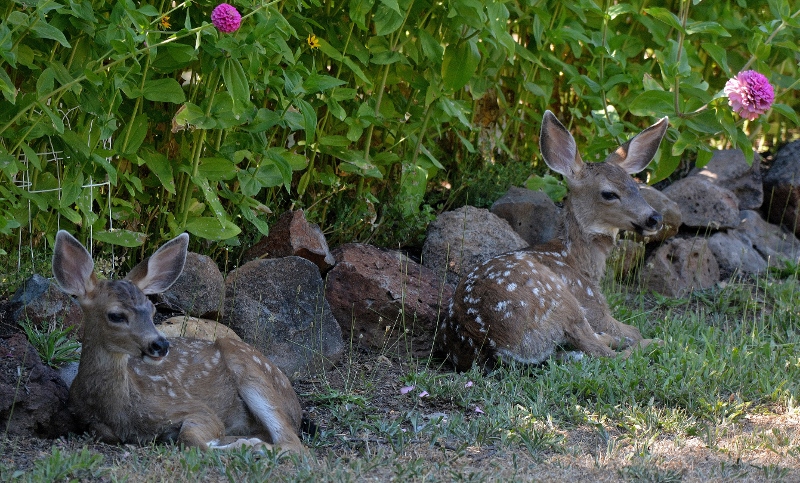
507, 283, 517, 292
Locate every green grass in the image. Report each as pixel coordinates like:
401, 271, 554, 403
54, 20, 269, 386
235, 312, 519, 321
3, 271, 800, 481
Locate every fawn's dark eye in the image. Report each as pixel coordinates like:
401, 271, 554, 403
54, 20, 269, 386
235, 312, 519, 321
601, 191, 620, 201
108, 312, 127, 324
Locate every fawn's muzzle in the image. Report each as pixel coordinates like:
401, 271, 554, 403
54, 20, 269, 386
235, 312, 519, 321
145, 337, 170, 359
633, 211, 663, 235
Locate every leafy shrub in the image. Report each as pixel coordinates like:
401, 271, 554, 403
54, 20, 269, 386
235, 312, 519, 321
1, 0, 797, 255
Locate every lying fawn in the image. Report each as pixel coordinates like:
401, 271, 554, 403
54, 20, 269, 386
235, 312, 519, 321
53, 230, 304, 452
439, 111, 668, 372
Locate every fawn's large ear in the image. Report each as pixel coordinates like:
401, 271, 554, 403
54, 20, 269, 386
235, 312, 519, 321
53, 231, 97, 298
125, 233, 189, 295
540, 110, 584, 179
605, 117, 669, 174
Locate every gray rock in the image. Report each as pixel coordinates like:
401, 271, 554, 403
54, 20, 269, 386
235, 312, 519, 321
691, 149, 763, 210
707, 232, 767, 278
642, 237, 720, 297
763, 140, 800, 236
422, 206, 528, 285
662, 176, 740, 230
637, 184, 682, 243
222, 256, 344, 379
490, 186, 558, 246
11, 274, 82, 337
325, 243, 453, 357
734, 210, 800, 268
160, 252, 224, 317
243, 210, 335, 272
58, 361, 79, 388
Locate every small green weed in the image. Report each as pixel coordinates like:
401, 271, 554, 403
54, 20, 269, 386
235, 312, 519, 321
19, 320, 81, 368
618, 463, 683, 483
27, 447, 105, 481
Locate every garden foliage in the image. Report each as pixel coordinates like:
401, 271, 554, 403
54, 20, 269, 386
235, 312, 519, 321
0, 0, 798, 253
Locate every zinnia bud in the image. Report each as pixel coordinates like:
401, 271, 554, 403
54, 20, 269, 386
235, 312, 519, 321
724, 70, 774, 121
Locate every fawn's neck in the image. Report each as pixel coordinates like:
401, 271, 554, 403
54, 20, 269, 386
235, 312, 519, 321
559, 196, 616, 284
76, 338, 132, 405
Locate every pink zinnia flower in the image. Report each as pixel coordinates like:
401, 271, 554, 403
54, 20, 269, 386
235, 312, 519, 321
211, 3, 241, 33
724, 70, 774, 121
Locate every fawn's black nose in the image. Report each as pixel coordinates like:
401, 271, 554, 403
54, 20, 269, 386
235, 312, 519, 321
148, 337, 170, 358
645, 212, 663, 230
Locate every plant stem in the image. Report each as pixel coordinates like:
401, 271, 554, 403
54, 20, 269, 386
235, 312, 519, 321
673, 0, 690, 118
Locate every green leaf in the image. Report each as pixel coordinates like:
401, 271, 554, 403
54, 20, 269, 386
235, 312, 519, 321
303, 74, 347, 94
192, 175, 227, 224
319, 135, 352, 147
644, 7, 684, 33
0, 150, 19, 177
263, 148, 295, 192
20, 143, 41, 171
349, 0, 376, 31
650, 152, 681, 184
342, 57, 373, 87
175, 102, 215, 129
37, 102, 65, 134
295, 98, 318, 145
373, 3, 404, 36
398, 163, 428, 217
525, 174, 567, 202
772, 103, 800, 126
628, 91, 674, 117
418, 29, 443, 64
695, 148, 714, 168
185, 216, 241, 241
0, 67, 15, 103
92, 230, 147, 247
139, 150, 175, 194
143, 78, 186, 103
238, 169, 263, 197
442, 39, 480, 91
222, 57, 250, 116
31, 20, 71, 48
199, 157, 238, 181
37, 68, 55, 99
608, 4, 636, 19
240, 205, 270, 236
92, 153, 118, 185
686, 21, 730, 37
114, 114, 149, 155
700, 42, 730, 76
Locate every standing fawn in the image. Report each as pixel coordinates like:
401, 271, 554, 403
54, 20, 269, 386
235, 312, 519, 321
439, 111, 668, 372
53, 230, 305, 452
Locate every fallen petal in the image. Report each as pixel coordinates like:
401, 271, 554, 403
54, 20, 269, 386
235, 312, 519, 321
419, 390, 429, 398
464, 381, 474, 388
474, 406, 484, 414
400, 385, 415, 394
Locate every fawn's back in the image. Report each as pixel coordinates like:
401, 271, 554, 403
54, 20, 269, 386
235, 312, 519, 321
439, 111, 668, 371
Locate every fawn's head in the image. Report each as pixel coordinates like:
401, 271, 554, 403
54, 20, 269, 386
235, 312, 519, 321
52, 231, 189, 364
540, 111, 669, 238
